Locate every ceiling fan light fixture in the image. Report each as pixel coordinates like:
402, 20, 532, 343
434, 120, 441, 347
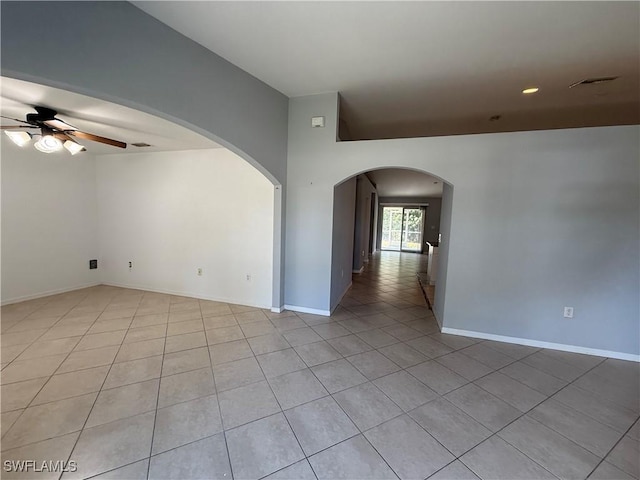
4, 130, 32, 147
63, 139, 84, 155
34, 133, 63, 153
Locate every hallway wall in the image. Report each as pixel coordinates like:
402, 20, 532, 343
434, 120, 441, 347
353, 175, 377, 272
286, 93, 639, 358
329, 178, 357, 312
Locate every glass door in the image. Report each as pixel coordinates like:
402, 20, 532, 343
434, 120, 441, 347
401, 208, 424, 252
381, 206, 425, 252
381, 207, 403, 251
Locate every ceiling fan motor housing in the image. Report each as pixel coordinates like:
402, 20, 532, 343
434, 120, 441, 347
26, 107, 57, 125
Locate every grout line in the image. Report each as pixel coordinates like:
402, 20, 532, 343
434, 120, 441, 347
203, 301, 236, 480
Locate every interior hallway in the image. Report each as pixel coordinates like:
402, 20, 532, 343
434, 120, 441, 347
1, 251, 638, 479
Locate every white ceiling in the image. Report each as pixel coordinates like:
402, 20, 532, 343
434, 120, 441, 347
0, 77, 220, 155
367, 169, 443, 198
134, 1, 639, 139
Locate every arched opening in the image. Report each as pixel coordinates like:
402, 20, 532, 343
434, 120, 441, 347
330, 167, 454, 328
1, 77, 277, 310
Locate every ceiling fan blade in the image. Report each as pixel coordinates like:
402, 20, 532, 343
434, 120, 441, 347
0, 125, 38, 129
53, 131, 76, 142
1, 115, 32, 125
43, 118, 77, 131
69, 131, 126, 149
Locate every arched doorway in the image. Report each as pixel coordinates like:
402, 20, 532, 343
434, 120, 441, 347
1, 77, 277, 310
330, 167, 454, 327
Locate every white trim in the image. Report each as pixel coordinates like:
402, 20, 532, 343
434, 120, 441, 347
102, 282, 270, 310
441, 327, 640, 362
1, 282, 101, 306
270, 306, 283, 313
284, 304, 331, 317
352, 267, 364, 274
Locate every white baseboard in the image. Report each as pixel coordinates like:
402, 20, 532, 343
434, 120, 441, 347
284, 304, 331, 317
352, 267, 364, 274
270, 306, 283, 313
101, 282, 270, 310
1, 282, 102, 306
441, 327, 640, 362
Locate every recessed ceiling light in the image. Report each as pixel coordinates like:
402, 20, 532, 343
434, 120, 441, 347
522, 87, 539, 94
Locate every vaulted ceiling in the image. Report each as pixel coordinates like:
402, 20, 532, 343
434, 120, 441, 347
134, 1, 639, 140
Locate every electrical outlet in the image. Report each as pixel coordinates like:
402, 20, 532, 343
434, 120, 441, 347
128, 261, 133, 269
197, 268, 203, 276
89, 259, 97, 270
246, 274, 251, 282
563, 306, 574, 318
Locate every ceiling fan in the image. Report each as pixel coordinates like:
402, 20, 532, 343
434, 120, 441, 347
1, 106, 127, 154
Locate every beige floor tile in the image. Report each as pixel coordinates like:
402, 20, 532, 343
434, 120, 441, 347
148, 434, 231, 480
152, 394, 222, 454
333, 382, 402, 431
115, 338, 165, 363
158, 367, 216, 408
1, 432, 79, 480
58, 345, 119, 374
1, 377, 49, 412
90, 460, 149, 480
365, 414, 454, 479
285, 396, 358, 456
2, 393, 96, 450
64, 411, 155, 480
164, 331, 207, 354
226, 413, 304, 479
16, 337, 81, 361
219, 380, 280, 429
162, 346, 210, 376
103, 355, 163, 389
74, 330, 126, 352
32, 365, 109, 405
87, 378, 159, 427
0, 354, 67, 385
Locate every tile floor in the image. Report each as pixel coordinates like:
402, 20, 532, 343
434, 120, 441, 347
1, 252, 638, 480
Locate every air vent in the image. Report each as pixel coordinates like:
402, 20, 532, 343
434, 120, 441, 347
131, 142, 152, 147
569, 76, 619, 88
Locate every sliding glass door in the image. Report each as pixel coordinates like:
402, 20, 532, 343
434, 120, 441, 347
401, 208, 424, 252
381, 206, 424, 252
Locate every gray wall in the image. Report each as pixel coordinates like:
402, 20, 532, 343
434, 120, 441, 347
286, 93, 639, 356
433, 184, 453, 325
353, 175, 377, 271
330, 178, 357, 311
1, 1, 289, 309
